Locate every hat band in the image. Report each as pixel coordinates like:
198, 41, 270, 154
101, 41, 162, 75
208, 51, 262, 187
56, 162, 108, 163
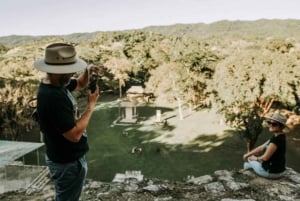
44, 59, 77, 65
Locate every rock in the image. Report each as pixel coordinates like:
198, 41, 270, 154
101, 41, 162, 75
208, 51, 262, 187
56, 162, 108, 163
187, 174, 213, 185
221, 199, 255, 201
215, 169, 234, 182
154, 196, 173, 201
124, 183, 139, 192
143, 184, 161, 192
89, 181, 102, 189
204, 181, 225, 193
225, 181, 249, 191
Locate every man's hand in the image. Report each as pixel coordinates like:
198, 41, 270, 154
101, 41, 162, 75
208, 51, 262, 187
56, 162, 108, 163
87, 64, 105, 76
88, 85, 99, 108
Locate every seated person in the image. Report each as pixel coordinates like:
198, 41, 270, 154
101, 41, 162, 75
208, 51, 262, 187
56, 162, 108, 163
243, 112, 287, 179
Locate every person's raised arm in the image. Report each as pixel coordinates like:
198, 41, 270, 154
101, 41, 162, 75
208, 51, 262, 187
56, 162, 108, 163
63, 87, 99, 142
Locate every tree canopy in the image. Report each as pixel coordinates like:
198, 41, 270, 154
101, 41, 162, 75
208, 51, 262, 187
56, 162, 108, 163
1, 19, 300, 142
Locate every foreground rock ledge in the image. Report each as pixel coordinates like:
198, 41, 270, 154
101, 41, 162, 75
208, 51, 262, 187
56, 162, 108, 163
1, 168, 300, 201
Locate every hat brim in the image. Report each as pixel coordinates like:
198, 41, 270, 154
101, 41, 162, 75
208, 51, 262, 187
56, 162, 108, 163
264, 116, 286, 126
34, 58, 87, 74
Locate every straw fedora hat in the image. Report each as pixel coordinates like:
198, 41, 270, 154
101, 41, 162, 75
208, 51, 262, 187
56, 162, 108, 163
265, 112, 287, 126
34, 43, 87, 74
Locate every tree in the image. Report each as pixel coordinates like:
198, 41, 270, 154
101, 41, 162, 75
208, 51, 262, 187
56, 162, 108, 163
146, 62, 186, 119
0, 79, 38, 140
221, 102, 263, 151
104, 57, 132, 97
213, 39, 300, 151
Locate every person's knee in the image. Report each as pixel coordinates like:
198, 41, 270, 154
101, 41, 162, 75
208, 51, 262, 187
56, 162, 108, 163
243, 162, 251, 170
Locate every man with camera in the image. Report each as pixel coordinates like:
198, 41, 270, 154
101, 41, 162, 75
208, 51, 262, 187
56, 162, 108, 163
34, 43, 101, 201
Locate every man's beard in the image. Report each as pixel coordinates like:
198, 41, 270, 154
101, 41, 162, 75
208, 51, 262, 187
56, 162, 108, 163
59, 75, 71, 86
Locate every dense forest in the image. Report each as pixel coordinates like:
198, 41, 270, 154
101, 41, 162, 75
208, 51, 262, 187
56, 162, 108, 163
1, 19, 300, 148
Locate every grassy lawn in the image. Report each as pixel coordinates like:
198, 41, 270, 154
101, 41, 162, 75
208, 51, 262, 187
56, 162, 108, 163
86, 95, 247, 182
23, 94, 300, 182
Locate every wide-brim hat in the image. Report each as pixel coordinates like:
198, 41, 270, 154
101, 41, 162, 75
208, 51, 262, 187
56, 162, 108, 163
34, 43, 87, 74
264, 112, 287, 126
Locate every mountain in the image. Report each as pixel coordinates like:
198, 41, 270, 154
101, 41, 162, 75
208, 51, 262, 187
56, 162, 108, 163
143, 19, 300, 39
0, 19, 300, 46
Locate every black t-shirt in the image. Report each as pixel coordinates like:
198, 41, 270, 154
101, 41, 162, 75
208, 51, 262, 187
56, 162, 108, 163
37, 79, 89, 163
262, 134, 286, 173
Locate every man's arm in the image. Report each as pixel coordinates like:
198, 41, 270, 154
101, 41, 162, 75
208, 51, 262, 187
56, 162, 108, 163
63, 88, 99, 142
75, 67, 89, 90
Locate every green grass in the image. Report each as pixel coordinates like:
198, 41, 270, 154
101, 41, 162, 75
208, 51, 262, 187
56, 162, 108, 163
20, 96, 300, 182
85, 96, 246, 182
23, 95, 300, 182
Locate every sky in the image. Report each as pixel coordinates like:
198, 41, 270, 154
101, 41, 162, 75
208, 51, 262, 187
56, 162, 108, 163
0, 0, 300, 37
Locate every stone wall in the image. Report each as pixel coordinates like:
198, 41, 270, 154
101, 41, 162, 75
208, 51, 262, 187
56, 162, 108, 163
81, 168, 300, 201
1, 167, 300, 201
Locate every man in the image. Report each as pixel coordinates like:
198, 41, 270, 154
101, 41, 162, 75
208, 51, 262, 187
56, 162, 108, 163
34, 43, 100, 201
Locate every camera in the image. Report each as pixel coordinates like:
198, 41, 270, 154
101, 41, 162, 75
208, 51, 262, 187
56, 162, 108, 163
88, 73, 98, 93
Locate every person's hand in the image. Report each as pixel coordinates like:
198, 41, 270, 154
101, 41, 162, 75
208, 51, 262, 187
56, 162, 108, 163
87, 85, 99, 108
248, 155, 257, 161
87, 64, 105, 76
243, 154, 249, 161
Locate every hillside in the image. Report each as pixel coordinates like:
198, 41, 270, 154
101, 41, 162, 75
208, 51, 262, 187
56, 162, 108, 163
0, 32, 101, 47
143, 19, 300, 39
1, 19, 300, 46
